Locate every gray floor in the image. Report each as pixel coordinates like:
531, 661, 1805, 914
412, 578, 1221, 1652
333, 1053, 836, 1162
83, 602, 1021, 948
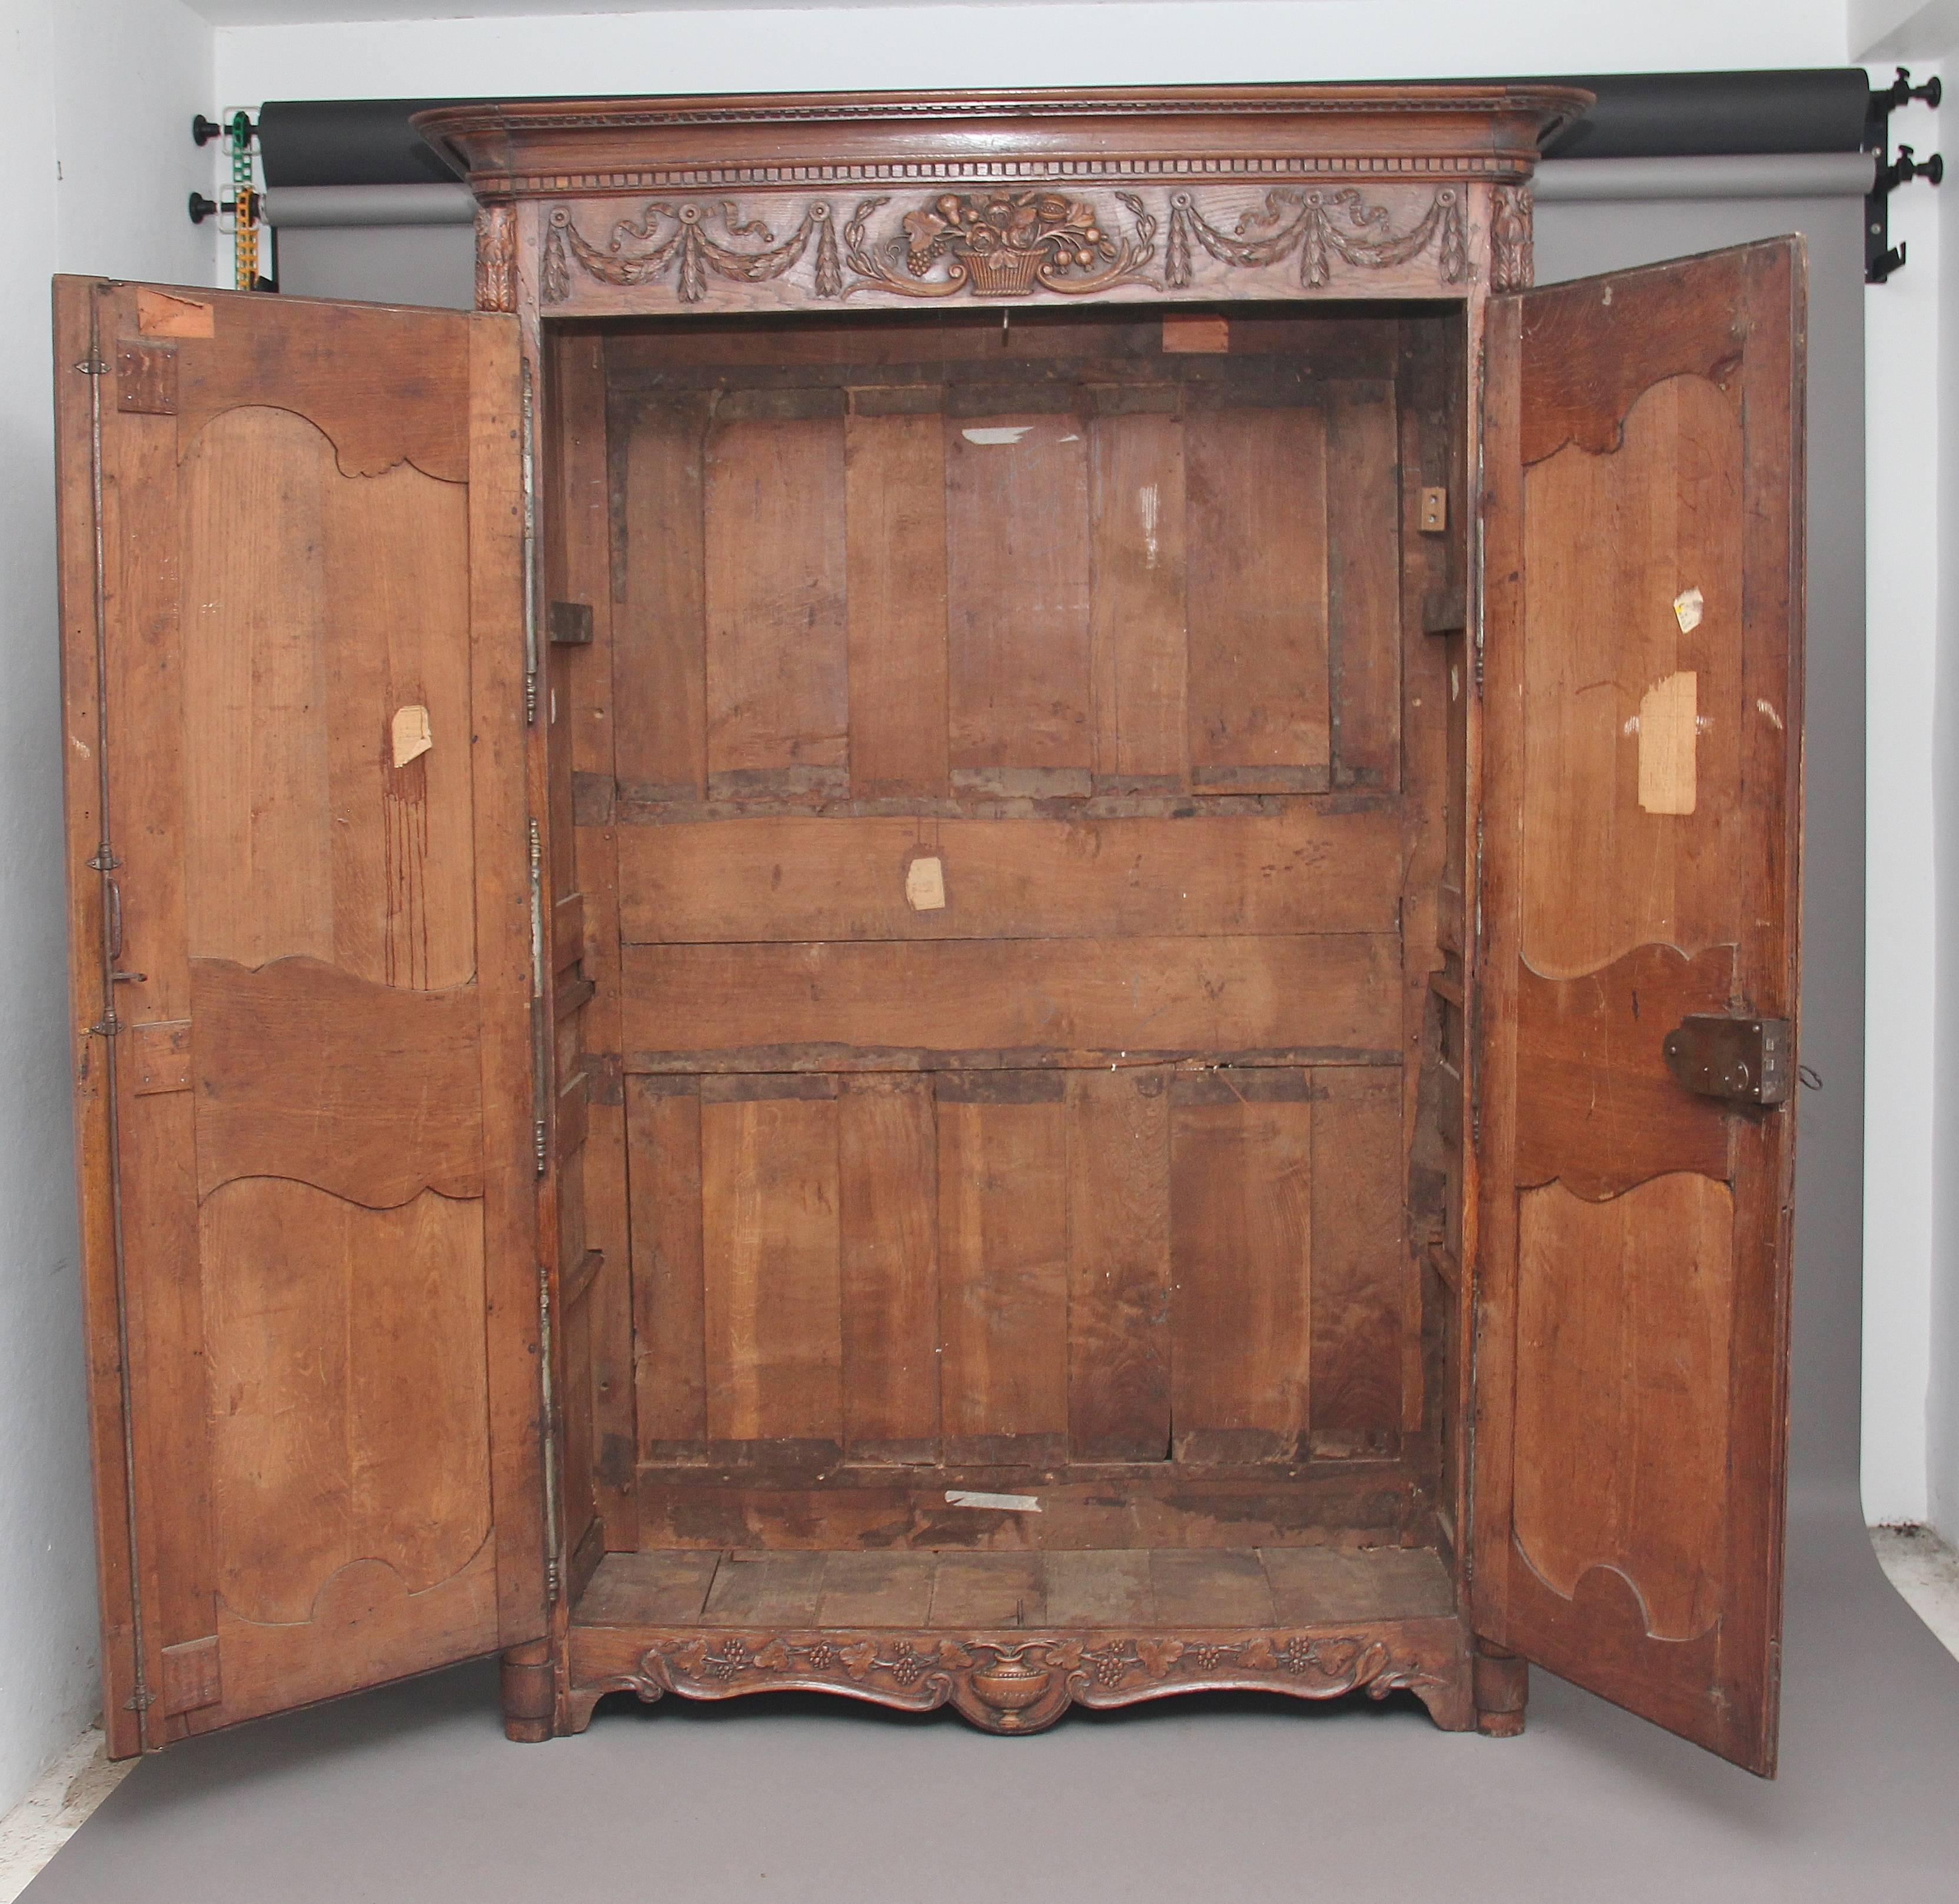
24, 1492, 1959, 1903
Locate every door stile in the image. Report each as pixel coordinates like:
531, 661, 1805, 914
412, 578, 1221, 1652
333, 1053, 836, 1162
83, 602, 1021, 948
54, 280, 147, 1755
471, 310, 554, 1656
1468, 294, 1525, 1642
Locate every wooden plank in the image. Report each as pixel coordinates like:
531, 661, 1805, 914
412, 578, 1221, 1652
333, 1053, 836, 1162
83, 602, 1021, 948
1089, 411, 1187, 783
626, 1077, 708, 1460
1325, 381, 1402, 789
1186, 403, 1330, 789
621, 933, 1401, 1066
321, 450, 475, 993
1309, 1066, 1405, 1446
946, 414, 1092, 771
700, 1550, 829, 1626
190, 957, 483, 1206
846, 412, 949, 798
817, 1551, 938, 1626
703, 415, 848, 792
617, 809, 1403, 943
1169, 1075, 1313, 1461
1149, 1549, 1276, 1626
839, 1077, 940, 1462
634, 1470, 1425, 1553
181, 407, 332, 970
700, 1091, 844, 1444
1066, 1069, 1172, 1461
1518, 374, 1745, 979
930, 1551, 1046, 1627
938, 1090, 1070, 1463
615, 396, 709, 798
1261, 1544, 1454, 1623
576, 1551, 720, 1626
1043, 1550, 1154, 1627
1514, 1177, 1735, 1644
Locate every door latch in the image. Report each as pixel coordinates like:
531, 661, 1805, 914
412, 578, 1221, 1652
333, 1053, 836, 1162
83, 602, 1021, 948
1662, 1015, 1795, 1107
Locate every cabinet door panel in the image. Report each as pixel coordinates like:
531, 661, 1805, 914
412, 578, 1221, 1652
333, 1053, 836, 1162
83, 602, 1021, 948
55, 278, 538, 1753
1476, 240, 1802, 1775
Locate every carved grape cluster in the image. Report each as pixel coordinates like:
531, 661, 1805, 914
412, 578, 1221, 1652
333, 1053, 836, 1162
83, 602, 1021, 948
804, 1641, 837, 1671
1193, 1644, 1227, 1673
704, 1640, 749, 1680
886, 1642, 923, 1686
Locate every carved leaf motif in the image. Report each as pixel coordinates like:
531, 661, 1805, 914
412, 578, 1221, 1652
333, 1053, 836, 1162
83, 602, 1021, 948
753, 1639, 793, 1670
838, 1639, 881, 1682
1133, 1637, 1186, 1679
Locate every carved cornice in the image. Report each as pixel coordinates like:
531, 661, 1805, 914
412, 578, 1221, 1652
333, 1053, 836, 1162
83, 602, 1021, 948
570, 1624, 1451, 1735
417, 85, 1590, 202
539, 181, 1475, 309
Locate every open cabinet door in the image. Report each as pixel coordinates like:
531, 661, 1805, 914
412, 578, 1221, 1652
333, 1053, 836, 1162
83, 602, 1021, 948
54, 279, 544, 1753
1475, 240, 1804, 1774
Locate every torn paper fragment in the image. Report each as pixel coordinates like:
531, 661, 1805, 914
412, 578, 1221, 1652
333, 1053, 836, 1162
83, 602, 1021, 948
962, 426, 1033, 446
391, 704, 433, 769
137, 287, 214, 338
1637, 672, 1697, 815
945, 1490, 1040, 1513
1672, 586, 1705, 634
905, 854, 947, 911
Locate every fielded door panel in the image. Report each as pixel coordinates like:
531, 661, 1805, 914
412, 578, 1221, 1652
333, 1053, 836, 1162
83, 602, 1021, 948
54, 279, 542, 1753
1475, 240, 1804, 1775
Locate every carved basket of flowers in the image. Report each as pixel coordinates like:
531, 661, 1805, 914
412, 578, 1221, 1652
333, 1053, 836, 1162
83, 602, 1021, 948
904, 191, 1118, 296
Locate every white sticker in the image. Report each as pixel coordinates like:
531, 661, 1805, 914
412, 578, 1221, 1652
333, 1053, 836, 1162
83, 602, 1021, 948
904, 855, 947, 911
1672, 586, 1705, 635
944, 1490, 1040, 1513
962, 426, 1033, 446
391, 704, 433, 769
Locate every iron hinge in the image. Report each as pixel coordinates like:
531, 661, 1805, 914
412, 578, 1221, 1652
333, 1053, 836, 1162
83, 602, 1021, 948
521, 358, 538, 725
86, 844, 121, 872
1663, 1015, 1795, 1108
122, 1686, 157, 1712
75, 357, 110, 376
546, 1558, 561, 1607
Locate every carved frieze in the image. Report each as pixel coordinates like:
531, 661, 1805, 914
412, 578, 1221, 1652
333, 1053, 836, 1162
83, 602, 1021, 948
1165, 185, 1467, 290
570, 1626, 1449, 1735
475, 205, 518, 314
1489, 185, 1534, 294
534, 181, 1482, 310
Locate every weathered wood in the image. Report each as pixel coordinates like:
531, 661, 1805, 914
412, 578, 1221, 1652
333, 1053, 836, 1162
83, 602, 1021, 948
617, 810, 1403, 943
620, 933, 1400, 1065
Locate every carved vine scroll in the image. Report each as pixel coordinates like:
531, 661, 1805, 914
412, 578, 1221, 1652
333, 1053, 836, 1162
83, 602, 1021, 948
536, 181, 1481, 307
569, 1627, 1448, 1736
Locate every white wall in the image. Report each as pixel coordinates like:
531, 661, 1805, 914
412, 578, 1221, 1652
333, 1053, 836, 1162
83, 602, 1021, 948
1851, 3, 1959, 1536
212, 1, 1851, 100
0, 0, 214, 1822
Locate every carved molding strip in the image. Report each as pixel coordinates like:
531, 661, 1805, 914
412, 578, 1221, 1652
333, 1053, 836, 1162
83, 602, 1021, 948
574, 1626, 1447, 1735
1489, 185, 1534, 294
500, 153, 1526, 197
475, 205, 518, 313
539, 182, 1475, 307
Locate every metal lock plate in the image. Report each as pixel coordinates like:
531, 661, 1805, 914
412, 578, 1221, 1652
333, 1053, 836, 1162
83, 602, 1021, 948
1662, 1015, 1795, 1108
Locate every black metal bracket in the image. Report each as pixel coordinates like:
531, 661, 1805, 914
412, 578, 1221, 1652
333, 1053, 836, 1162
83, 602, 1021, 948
1865, 67, 1942, 283
188, 187, 260, 227
191, 111, 255, 148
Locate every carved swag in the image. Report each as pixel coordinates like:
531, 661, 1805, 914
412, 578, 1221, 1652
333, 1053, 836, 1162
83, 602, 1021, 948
538, 182, 1474, 306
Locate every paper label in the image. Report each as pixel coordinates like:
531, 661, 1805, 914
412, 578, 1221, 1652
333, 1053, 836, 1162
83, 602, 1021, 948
944, 1490, 1040, 1513
905, 855, 946, 911
391, 705, 433, 769
1672, 586, 1705, 634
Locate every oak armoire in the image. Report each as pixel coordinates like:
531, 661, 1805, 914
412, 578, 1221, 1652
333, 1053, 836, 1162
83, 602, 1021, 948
53, 82, 1805, 1777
